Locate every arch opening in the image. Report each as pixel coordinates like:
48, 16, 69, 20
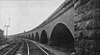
25, 35, 27, 38
32, 33, 34, 40
50, 23, 74, 50
28, 34, 31, 39
35, 32, 39, 42
40, 30, 48, 44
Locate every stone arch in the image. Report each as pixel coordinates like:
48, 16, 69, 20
25, 34, 27, 38
28, 34, 31, 39
50, 23, 74, 49
32, 33, 34, 40
35, 32, 39, 42
22, 35, 25, 38
25, 35, 27, 37
40, 30, 48, 44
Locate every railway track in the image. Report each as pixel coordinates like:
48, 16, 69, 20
0, 40, 16, 50
0, 40, 22, 55
0, 40, 14, 46
25, 40, 48, 55
0, 39, 54, 55
15, 39, 54, 55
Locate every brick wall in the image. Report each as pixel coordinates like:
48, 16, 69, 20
74, 0, 100, 55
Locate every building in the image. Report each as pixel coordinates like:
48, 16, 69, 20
0, 29, 4, 41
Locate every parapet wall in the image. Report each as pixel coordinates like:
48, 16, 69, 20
74, 0, 100, 55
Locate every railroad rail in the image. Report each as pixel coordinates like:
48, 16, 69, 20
0, 40, 21, 55
0, 39, 55, 55
0, 40, 14, 46
25, 40, 49, 55
16, 39, 54, 55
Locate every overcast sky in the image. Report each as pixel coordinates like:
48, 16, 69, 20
0, 0, 64, 35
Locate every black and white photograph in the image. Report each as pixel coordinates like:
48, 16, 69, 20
0, 0, 100, 55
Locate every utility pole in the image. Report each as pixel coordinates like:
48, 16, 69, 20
4, 18, 10, 38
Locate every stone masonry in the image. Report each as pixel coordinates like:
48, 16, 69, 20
74, 0, 100, 55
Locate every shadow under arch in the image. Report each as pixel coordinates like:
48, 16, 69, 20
35, 32, 39, 42
28, 34, 31, 39
40, 30, 48, 44
32, 33, 34, 40
50, 23, 74, 49
25, 35, 27, 38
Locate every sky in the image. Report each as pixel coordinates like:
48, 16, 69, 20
0, 0, 65, 35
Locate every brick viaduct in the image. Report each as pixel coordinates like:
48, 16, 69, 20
11, 0, 100, 54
